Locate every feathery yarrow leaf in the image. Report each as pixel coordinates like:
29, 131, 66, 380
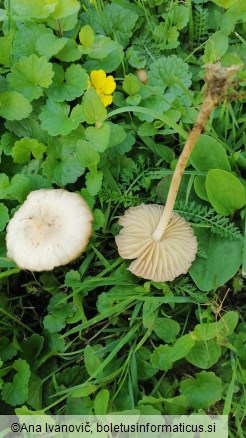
175, 200, 242, 241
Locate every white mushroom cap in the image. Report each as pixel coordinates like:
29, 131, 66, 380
6, 189, 93, 271
115, 204, 197, 282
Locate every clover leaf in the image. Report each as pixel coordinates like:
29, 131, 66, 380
180, 371, 223, 409
39, 99, 84, 136
7, 54, 54, 101
2, 358, 31, 406
12, 138, 47, 163
47, 63, 88, 101
0, 91, 32, 120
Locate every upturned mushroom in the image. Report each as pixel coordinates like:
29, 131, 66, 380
6, 189, 93, 271
116, 64, 240, 282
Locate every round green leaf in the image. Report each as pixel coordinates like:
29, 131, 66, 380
206, 169, 246, 215
186, 340, 221, 369
47, 64, 89, 102
39, 100, 84, 136
190, 134, 231, 172
81, 89, 107, 124
180, 371, 223, 409
148, 55, 191, 96
7, 54, 54, 101
0, 91, 32, 120
189, 228, 243, 291
12, 138, 46, 163
194, 176, 209, 201
153, 317, 180, 343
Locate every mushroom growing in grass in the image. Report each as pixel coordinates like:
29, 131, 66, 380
6, 189, 93, 271
116, 64, 240, 282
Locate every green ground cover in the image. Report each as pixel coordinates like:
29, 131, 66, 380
0, 0, 245, 436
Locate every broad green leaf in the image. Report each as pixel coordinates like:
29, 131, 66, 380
108, 122, 126, 148
0, 91, 32, 120
50, 0, 80, 19
1, 132, 19, 156
0, 174, 10, 199
85, 46, 123, 72
0, 33, 12, 66
12, 0, 57, 19
84, 345, 101, 377
43, 315, 66, 333
0, 337, 17, 362
170, 334, 195, 362
150, 345, 173, 371
21, 334, 44, 366
148, 55, 192, 96
12, 138, 47, 163
9, 174, 51, 203
123, 74, 141, 95
47, 293, 75, 319
27, 373, 43, 410
9, 175, 32, 203
194, 176, 209, 201
48, 12, 79, 32
210, 0, 238, 8
189, 228, 243, 291
186, 340, 221, 369
12, 23, 48, 60
85, 170, 103, 196
84, 35, 117, 59
36, 33, 67, 59
170, 4, 190, 30
206, 169, 246, 215
42, 141, 85, 186
81, 89, 107, 124
190, 135, 231, 172
193, 311, 239, 341
85, 123, 111, 152
2, 359, 31, 406
203, 31, 229, 63
180, 371, 223, 409
47, 64, 88, 102
93, 209, 105, 231
142, 300, 160, 329
104, 3, 138, 48
76, 140, 100, 169
0, 203, 9, 231
39, 100, 84, 136
94, 389, 109, 415
153, 318, 180, 342
79, 25, 95, 47
7, 54, 54, 101
55, 39, 82, 62
12, 22, 67, 61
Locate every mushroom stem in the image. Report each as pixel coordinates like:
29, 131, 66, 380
152, 63, 240, 242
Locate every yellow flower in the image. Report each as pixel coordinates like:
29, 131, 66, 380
89, 70, 116, 107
